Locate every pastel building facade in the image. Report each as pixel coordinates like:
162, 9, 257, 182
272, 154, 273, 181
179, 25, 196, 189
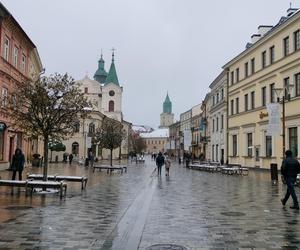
224, 8, 300, 168
0, 3, 43, 169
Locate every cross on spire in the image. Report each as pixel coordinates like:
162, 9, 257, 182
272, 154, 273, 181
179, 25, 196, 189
111, 47, 116, 62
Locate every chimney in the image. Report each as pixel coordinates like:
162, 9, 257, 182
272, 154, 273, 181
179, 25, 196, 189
251, 34, 261, 44
258, 25, 273, 37
287, 8, 298, 17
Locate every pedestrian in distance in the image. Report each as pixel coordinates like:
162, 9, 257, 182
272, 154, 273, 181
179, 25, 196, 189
11, 148, 25, 181
69, 153, 73, 165
281, 149, 300, 210
156, 152, 165, 177
88, 150, 95, 168
165, 156, 171, 176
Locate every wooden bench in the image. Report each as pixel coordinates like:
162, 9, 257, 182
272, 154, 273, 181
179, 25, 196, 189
0, 180, 67, 198
27, 174, 88, 190
93, 165, 127, 174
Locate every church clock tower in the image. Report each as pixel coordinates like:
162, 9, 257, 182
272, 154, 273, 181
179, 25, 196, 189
159, 93, 174, 128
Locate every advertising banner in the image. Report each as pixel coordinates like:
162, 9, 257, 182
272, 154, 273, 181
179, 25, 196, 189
266, 103, 281, 136
183, 129, 192, 151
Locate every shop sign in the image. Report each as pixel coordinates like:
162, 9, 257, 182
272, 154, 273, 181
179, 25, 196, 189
0, 122, 7, 131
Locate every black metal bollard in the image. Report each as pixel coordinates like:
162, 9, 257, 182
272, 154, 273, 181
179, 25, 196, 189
270, 163, 278, 183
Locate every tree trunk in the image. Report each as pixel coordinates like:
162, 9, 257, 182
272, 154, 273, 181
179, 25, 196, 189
110, 148, 113, 167
43, 136, 49, 182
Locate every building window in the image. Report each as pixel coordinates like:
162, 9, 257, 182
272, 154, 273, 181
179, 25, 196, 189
266, 135, 272, 157
295, 73, 300, 97
212, 145, 215, 161
262, 86, 266, 106
244, 62, 249, 78
247, 133, 253, 157
244, 94, 248, 111
262, 51, 267, 68
74, 122, 80, 133
235, 97, 239, 114
88, 123, 95, 134
109, 100, 114, 112
21, 54, 26, 73
269, 46, 275, 64
231, 99, 234, 115
294, 30, 300, 51
84, 87, 88, 93
216, 117, 219, 131
0, 129, 4, 160
3, 37, 9, 61
251, 58, 255, 74
232, 135, 237, 157
236, 68, 239, 82
283, 36, 289, 56
213, 96, 215, 106
270, 83, 275, 103
1, 88, 8, 108
212, 119, 215, 132
221, 88, 224, 99
284, 77, 290, 99
289, 127, 298, 157
216, 93, 219, 103
221, 114, 224, 130
13, 47, 19, 68
251, 91, 255, 110
216, 144, 219, 162
231, 71, 234, 85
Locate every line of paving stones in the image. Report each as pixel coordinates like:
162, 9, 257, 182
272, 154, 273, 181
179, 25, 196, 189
0, 162, 155, 250
138, 164, 300, 249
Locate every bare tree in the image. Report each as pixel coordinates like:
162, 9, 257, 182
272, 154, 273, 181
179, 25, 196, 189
129, 134, 147, 155
94, 117, 126, 166
8, 73, 90, 181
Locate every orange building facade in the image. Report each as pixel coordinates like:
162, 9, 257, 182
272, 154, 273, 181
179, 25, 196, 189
0, 3, 42, 169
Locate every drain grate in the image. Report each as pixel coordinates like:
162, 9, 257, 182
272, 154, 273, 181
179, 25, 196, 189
146, 244, 187, 250
221, 211, 246, 217
5, 206, 33, 210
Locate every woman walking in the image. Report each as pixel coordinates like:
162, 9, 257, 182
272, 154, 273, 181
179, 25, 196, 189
165, 156, 171, 176
11, 148, 25, 180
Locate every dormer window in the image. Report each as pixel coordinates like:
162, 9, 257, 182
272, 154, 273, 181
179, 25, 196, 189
109, 90, 115, 96
84, 87, 88, 94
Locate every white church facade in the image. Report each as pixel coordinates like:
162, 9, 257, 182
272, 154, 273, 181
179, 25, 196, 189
51, 52, 131, 161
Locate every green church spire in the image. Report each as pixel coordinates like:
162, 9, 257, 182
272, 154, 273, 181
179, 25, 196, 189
163, 93, 172, 114
105, 51, 119, 85
94, 53, 108, 83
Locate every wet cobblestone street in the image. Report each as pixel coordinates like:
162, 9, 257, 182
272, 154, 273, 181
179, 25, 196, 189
0, 157, 299, 249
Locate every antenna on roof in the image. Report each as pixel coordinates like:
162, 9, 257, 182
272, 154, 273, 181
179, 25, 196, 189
290, 2, 292, 8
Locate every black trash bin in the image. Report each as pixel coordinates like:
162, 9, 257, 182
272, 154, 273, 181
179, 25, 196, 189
270, 163, 278, 183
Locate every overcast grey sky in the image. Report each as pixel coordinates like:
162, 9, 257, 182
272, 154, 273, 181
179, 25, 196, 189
1, 0, 296, 128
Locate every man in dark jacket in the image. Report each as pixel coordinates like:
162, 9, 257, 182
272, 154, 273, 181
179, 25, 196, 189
156, 152, 165, 177
281, 150, 300, 210
11, 148, 25, 180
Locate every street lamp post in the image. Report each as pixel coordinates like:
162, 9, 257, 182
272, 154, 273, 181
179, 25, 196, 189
274, 84, 294, 158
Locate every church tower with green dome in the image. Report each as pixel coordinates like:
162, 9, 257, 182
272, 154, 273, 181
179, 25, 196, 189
94, 54, 108, 83
160, 93, 174, 128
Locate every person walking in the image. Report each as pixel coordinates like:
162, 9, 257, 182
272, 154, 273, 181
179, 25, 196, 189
156, 152, 164, 177
88, 150, 95, 168
69, 153, 73, 165
165, 156, 171, 176
281, 150, 300, 210
11, 148, 25, 180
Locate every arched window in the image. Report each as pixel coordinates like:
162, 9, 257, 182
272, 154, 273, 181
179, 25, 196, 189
89, 123, 95, 134
109, 100, 114, 112
72, 142, 79, 155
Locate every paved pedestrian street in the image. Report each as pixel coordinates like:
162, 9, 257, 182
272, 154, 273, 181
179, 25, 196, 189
0, 158, 299, 250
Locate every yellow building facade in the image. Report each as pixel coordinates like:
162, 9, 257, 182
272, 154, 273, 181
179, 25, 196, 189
224, 8, 300, 169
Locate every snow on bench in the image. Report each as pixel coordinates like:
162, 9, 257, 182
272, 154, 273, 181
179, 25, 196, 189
0, 179, 67, 198
27, 174, 88, 189
93, 165, 127, 174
